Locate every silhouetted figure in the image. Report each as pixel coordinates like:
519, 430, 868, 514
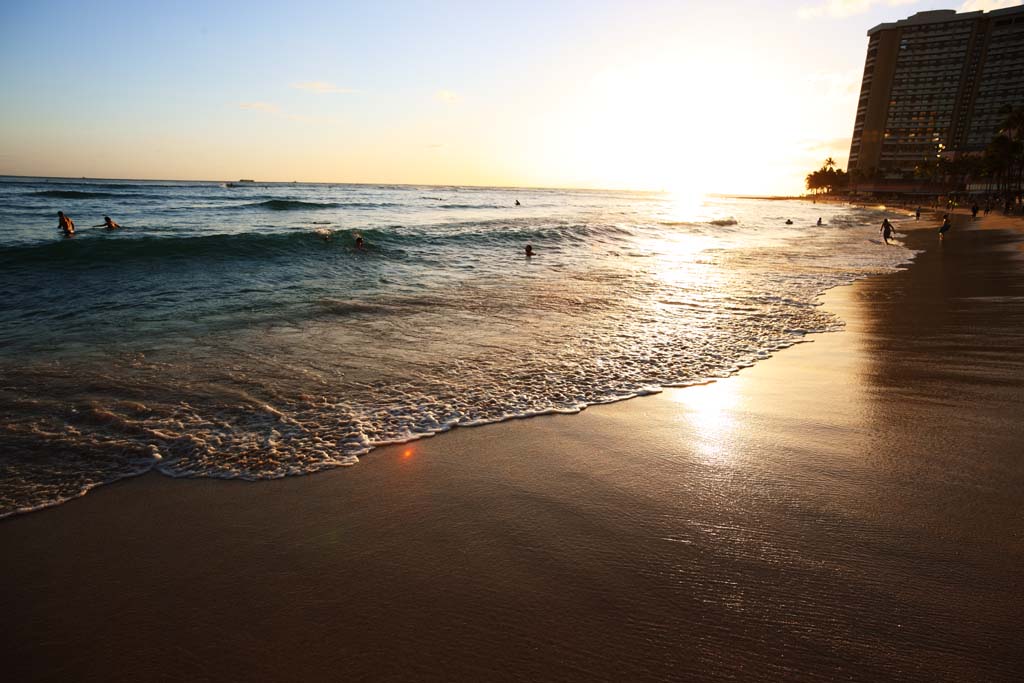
880, 218, 894, 244
785, 219, 793, 225
57, 211, 74, 237
816, 217, 822, 226
524, 244, 534, 258
939, 214, 951, 240
93, 216, 120, 230
515, 199, 521, 206
354, 235, 365, 250
915, 206, 921, 220
971, 203, 979, 219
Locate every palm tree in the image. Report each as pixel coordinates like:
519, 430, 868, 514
998, 104, 1024, 142
1006, 107, 1024, 196
984, 136, 1013, 194
806, 171, 821, 195
994, 105, 1024, 200
824, 157, 836, 170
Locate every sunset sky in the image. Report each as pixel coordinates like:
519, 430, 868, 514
1, 0, 1019, 194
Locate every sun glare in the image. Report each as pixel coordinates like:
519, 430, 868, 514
662, 189, 708, 221
520, 30, 843, 196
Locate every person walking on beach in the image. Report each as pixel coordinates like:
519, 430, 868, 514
57, 211, 75, 237
915, 206, 921, 220
971, 203, 980, 219
93, 216, 120, 230
880, 218, 894, 245
939, 214, 951, 240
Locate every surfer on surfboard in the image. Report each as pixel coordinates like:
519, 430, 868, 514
93, 216, 120, 230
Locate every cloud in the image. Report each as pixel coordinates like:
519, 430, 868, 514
959, 0, 1022, 11
804, 136, 854, 155
805, 70, 862, 97
434, 90, 459, 103
237, 102, 340, 126
797, 0, 1020, 20
797, 0, 918, 20
286, 113, 343, 125
239, 102, 280, 113
290, 81, 357, 94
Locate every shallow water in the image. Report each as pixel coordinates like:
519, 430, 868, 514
0, 177, 915, 516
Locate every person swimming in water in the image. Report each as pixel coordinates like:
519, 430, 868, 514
92, 216, 120, 230
880, 218, 894, 244
57, 211, 75, 237
354, 235, 365, 250
515, 199, 521, 206
785, 219, 793, 225
524, 244, 534, 258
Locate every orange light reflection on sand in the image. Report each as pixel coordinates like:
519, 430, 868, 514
402, 447, 414, 459
672, 380, 740, 463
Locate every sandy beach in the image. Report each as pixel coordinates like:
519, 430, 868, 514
2, 213, 1023, 681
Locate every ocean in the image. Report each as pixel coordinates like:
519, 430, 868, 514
0, 177, 915, 517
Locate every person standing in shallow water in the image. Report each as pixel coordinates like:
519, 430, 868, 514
57, 211, 74, 237
880, 218, 894, 245
939, 214, 951, 240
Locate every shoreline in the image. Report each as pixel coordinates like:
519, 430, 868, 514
3, 213, 1024, 680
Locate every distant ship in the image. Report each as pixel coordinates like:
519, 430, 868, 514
225, 179, 257, 188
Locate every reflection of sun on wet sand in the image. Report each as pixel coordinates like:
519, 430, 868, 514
2, 215, 1024, 681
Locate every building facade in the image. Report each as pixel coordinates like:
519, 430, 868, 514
848, 6, 1024, 180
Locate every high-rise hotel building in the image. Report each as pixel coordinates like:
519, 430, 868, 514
848, 6, 1024, 178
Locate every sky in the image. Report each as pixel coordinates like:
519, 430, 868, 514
0, 0, 1020, 195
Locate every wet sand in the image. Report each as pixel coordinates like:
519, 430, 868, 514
3, 214, 1023, 681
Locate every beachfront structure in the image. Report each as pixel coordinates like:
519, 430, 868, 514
848, 6, 1024, 184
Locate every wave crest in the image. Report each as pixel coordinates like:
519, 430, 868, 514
247, 199, 341, 210
29, 190, 120, 199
